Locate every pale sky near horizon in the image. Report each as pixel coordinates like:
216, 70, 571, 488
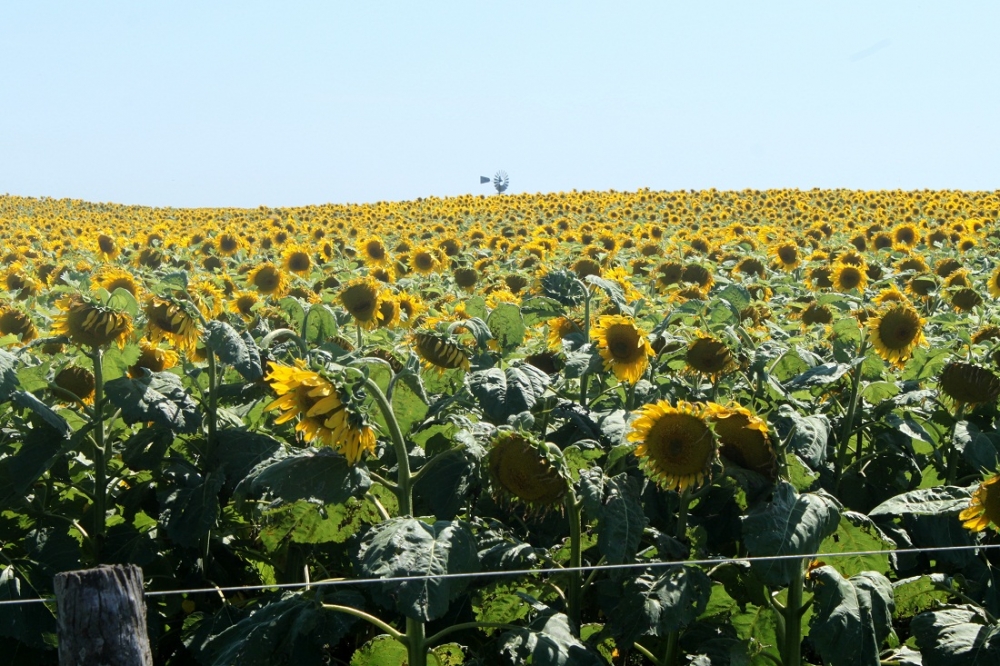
1, 2, 998, 208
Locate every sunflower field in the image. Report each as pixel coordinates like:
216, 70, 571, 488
3, 188, 1000, 665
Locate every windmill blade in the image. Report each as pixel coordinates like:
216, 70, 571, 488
480, 176, 490, 184
493, 170, 509, 193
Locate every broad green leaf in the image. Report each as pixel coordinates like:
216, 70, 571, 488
955, 421, 1000, 473
729, 603, 781, 664
107, 287, 139, 318
201, 591, 364, 666
350, 634, 407, 666
102, 342, 143, 381
783, 362, 850, 390
473, 582, 538, 634
158, 466, 223, 549
742, 482, 841, 587
0, 565, 57, 650
105, 370, 202, 434
718, 284, 752, 312
121, 424, 175, 471
539, 269, 585, 307
467, 365, 550, 425
0, 424, 68, 507
103, 519, 158, 567
207, 429, 282, 493
585, 274, 632, 316
25, 525, 81, 577
911, 605, 1000, 665
12, 390, 71, 438
521, 296, 566, 327
861, 381, 899, 404
235, 447, 371, 508
902, 347, 950, 382
278, 296, 306, 330
357, 517, 479, 622
462, 295, 488, 320
597, 473, 647, 565
808, 566, 894, 666
869, 486, 973, 517
413, 443, 485, 521
770, 405, 830, 469
610, 566, 713, 644
893, 575, 952, 620
205, 320, 263, 381
304, 303, 337, 344
818, 511, 895, 577
0, 349, 21, 401
487, 303, 526, 350
499, 612, 605, 666
390, 371, 429, 435
260, 498, 369, 550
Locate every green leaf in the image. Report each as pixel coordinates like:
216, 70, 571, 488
0, 349, 20, 401
585, 275, 632, 316
473, 582, 537, 634
729, 603, 781, 664
955, 421, 1000, 472
103, 519, 158, 567
304, 304, 338, 344
105, 370, 202, 434
0, 565, 57, 650
770, 405, 830, 469
487, 303, 526, 351
413, 442, 485, 521
911, 605, 1000, 665
741, 482, 841, 587
902, 347, 950, 382
107, 287, 139, 318
718, 284, 752, 312
893, 575, 952, 620
783, 363, 850, 390
207, 429, 282, 494
205, 320, 263, 381
390, 371, 429, 435
462, 296, 488, 320
12, 390, 71, 438
861, 381, 899, 404
808, 566, 894, 666
157, 466, 223, 549
869, 486, 973, 517
350, 634, 407, 666
102, 342, 142, 381
467, 365, 550, 425
278, 296, 306, 330
260, 499, 370, 550
539, 269, 585, 307
521, 296, 566, 327
357, 518, 479, 622
597, 473, 647, 566
0, 424, 67, 507
201, 591, 364, 666
818, 511, 896, 577
499, 613, 606, 666
610, 566, 713, 644
121, 424, 175, 471
235, 447, 372, 508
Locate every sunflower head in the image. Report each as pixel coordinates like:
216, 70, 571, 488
868, 304, 926, 368
487, 430, 569, 511
685, 333, 737, 378
772, 242, 801, 270
360, 238, 390, 266
396, 292, 426, 328
144, 297, 200, 353
939, 362, 1000, 407
706, 403, 777, 480
52, 294, 133, 349
339, 277, 383, 329
412, 330, 470, 373
128, 340, 180, 378
376, 291, 401, 329
0, 304, 38, 344
282, 245, 313, 275
831, 263, 867, 293
96, 233, 119, 261
960, 475, 1000, 532
409, 246, 441, 274
546, 317, 584, 351
591, 315, 653, 385
92, 265, 144, 300
247, 262, 289, 297
53, 365, 95, 404
949, 287, 983, 313
628, 400, 718, 493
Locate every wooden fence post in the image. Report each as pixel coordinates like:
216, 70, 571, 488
54, 564, 152, 666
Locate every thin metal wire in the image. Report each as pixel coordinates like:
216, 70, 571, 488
2, 541, 998, 608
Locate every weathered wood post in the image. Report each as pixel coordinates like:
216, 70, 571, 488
54, 564, 152, 666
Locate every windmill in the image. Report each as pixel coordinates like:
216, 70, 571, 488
480, 170, 509, 194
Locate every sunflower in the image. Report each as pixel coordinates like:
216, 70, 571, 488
989, 266, 1000, 299
339, 277, 383, 330
229, 290, 260, 321
950, 287, 983, 312
868, 304, 926, 367
376, 291, 401, 329
831, 263, 867, 293
247, 262, 289, 297
128, 340, 180, 378
265, 360, 376, 464
0, 304, 38, 344
453, 267, 479, 291
487, 430, 569, 510
960, 475, 1000, 532
628, 400, 717, 492
96, 233, 120, 261
187, 277, 225, 319
872, 285, 911, 308
412, 330, 470, 372
772, 242, 801, 270
144, 297, 200, 353
396, 292, 426, 327
91, 265, 144, 300
706, 403, 776, 480
654, 261, 685, 288
485, 287, 520, 310
409, 245, 441, 274
359, 237, 391, 267
685, 333, 737, 378
52, 294, 133, 349
53, 365, 95, 404
892, 223, 919, 248
546, 317, 584, 351
281, 245, 313, 276
938, 362, 1000, 407
216, 232, 245, 257
906, 274, 937, 299
592, 315, 653, 384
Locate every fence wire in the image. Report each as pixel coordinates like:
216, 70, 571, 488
2, 541, 999, 608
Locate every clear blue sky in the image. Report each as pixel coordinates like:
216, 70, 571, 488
1, 2, 997, 208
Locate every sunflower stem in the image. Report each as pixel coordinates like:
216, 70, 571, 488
625, 380, 638, 410
781, 559, 805, 666
579, 282, 593, 408
259, 328, 309, 358
205, 348, 218, 456
566, 492, 583, 634
944, 404, 967, 485
662, 630, 681, 666
360, 375, 412, 515
834, 339, 868, 493
356, 321, 363, 350
89, 347, 107, 561
321, 603, 403, 640
406, 617, 427, 666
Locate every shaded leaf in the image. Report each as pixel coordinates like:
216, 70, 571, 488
870, 486, 973, 517
609, 566, 712, 644
105, 370, 201, 434
911, 605, 1000, 665
158, 466, 223, 549
770, 405, 830, 469
205, 320, 263, 382
487, 303, 526, 351
467, 365, 550, 425
12, 390, 70, 438
597, 473, 647, 566
499, 613, 605, 666
808, 566, 894, 666
235, 447, 371, 508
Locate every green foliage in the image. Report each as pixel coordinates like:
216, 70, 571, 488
105, 370, 202, 433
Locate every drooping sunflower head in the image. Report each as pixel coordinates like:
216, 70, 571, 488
0, 303, 38, 344
396, 292, 426, 328
128, 340, 180, 378
960, 475, 1000, 532
592, 314, 653, 385
229, 290, 261, 321
487, 430, 569, 511
654, 261, 685, 289
873, 284, 911, 308
282, 245, 313, 276
52, 294, 133, 349
868, 304, 926, 368
989, 266, 1000, 299
53, 365, 96, 404
376, 291, 401, 329
95, 233, 119, 261
628, 400, 717, 493
705, 403, 777, 480
685, 333, 737, 378
939, 362, 1000, 407
187, 277, 225, 319
453, 266, 479, 291
247, 262, 289, 297
339, 277, 383, 330
412, 330, 470, 373
144, 296, 200, 353
949, 287, 983, 313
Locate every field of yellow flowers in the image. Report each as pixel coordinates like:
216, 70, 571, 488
2, 188, 1000, 665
